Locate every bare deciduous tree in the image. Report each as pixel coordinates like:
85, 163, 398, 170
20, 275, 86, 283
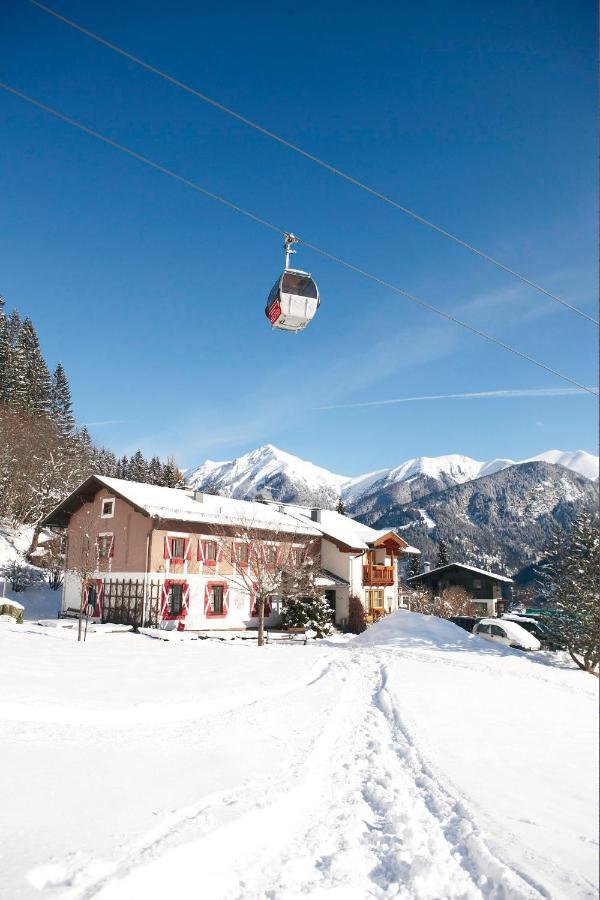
438, 586, 477, 618
209, 519, 320, 646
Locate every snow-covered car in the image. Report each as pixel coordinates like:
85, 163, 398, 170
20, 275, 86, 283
473, 618, 540, 651
501, 614, 563, 650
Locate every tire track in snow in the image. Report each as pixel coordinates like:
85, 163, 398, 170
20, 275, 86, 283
28, 649, 546, 899
372, 659, 547, 899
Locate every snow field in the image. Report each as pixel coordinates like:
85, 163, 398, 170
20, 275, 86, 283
0, 611, 597, 900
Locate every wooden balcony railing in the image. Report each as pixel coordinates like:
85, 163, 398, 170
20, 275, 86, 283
363, 564, 394, 586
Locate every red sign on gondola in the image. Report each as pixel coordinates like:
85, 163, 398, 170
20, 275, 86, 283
267, 301, 281, 325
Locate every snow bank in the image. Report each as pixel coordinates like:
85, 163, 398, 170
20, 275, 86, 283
354, 609, 479, 651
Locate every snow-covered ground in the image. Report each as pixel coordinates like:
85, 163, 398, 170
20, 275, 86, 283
0, 612, 597, 900
0, 525, 62, 620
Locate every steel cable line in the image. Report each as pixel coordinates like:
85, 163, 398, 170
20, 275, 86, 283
26, 0, 598, 327
0, 80, 596, 397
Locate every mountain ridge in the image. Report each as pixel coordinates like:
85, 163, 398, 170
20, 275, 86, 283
187, 444, 598, 507
186, 445, 598, 575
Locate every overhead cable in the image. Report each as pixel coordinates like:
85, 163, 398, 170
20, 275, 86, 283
0, 80, 596, 398
26, 0, 598, 326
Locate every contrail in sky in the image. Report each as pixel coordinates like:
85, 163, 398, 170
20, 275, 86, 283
84, 419, 128, 426
314, 387, 596, 411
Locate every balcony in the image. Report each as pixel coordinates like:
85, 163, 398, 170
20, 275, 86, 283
363, 564, 394, 586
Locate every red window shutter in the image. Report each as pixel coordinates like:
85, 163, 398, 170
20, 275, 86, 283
161, 581, 171, 618
223, 587, 230, 615
184, 538, 191, 561
164, 537, 171, 560
203, 584, 210, 615
109, 535, 115, 558
197, 539, 205, 562
182, 582, 190, 616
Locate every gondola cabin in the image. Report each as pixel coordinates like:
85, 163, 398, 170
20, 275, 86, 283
265, 268, 320, 332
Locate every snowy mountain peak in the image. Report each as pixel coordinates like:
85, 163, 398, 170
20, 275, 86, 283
186, 445, 599, 510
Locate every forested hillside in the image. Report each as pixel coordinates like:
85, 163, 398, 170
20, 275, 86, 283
0, 296, 183, 555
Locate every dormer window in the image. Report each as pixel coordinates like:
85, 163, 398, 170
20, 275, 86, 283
101, 498, 115, 519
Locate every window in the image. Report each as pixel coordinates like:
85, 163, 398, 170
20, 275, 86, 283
473, 578, 482, 589
97, 534, 113, 559
365, 589, 384, 613
264, 544, 278, 566
477, 623, 490, 634
490, 625, 506, 638
101, 498, 115, 518
235, 543, 249, 565
202, 540, 217, 563
210, 584, 224, 615
169, 583, 183, 616
171, 537, 185, 560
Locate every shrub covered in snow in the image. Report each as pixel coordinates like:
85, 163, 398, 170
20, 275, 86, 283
281, 593, 332, 638
0, 600, 24, 623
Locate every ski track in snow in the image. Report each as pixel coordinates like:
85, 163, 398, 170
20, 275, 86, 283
29, 651, 547, 900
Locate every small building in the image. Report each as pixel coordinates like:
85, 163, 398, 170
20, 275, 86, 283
406, 562, 513, 617
42, 475, 418, 630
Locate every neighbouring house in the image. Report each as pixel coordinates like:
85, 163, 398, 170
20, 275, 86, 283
42, 475, 419, 630
406, 562, 513, 617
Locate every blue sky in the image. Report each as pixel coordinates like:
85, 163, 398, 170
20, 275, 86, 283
1, 0, 597, 475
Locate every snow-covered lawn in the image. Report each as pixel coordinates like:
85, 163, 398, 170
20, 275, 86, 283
0, 612, 597, 900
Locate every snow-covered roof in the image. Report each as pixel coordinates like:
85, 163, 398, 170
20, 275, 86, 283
407, 562, 513, 584
278, 506, 410, 552
43, 476, 320, 536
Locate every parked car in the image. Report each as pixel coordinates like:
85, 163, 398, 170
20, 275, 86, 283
473, 618, 540, 651
501, 614, 564, 650
449, 616, 480, 633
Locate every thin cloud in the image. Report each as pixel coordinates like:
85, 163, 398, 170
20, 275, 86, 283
314, 387, 597, 411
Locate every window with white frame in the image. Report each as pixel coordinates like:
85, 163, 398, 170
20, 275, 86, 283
202, 540, 218, 563
101, 498, 115, 518
209, 584, 224, 615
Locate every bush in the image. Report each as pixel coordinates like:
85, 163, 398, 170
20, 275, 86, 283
347, 595, 367, 634
281, 593, 332, 638
0, 602, 24, 623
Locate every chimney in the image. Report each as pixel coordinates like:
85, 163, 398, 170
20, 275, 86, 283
423, 561, 431, 573
311, 509, 322, 522
193, 490, 204, 503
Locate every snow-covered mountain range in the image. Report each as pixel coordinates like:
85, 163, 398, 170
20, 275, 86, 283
186, 445, 598, 574
186, 444, 598, 509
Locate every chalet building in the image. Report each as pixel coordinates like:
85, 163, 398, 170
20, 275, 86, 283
406, 562, 513, 617
42, 476, 418, 630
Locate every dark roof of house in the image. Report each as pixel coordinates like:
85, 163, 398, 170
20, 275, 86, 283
407, 562, 513, 584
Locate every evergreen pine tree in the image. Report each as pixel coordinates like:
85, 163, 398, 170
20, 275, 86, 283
128, 449, 149, 483
0, 296, 9, 403
148, 456, 163, 484
541, 513, 599, 675
49, 363, 75, 435
436, 539, 450, 568
407, 554, 423, 580
116, 455, 129, 479
6, 310, 27, 407
335, 497, 347, 516
160, 456, 184, 488
17, 318, 51, 415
